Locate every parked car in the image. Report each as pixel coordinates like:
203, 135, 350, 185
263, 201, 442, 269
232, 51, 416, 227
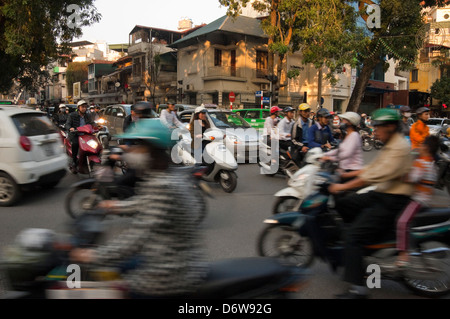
178, 108, 260, 162
102, 104, 158, 138
232, 108, 271, 130
0, 107, 68, 206
427, 118, 450, 136
157, 103, 197, 114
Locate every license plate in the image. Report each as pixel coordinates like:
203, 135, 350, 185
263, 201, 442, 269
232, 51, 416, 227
43, 143, 55, 156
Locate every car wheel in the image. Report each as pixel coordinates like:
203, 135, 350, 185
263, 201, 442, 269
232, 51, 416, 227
0, 172, 21, 207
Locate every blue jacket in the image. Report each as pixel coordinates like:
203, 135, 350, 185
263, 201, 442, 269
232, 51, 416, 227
307, 123, 336, 148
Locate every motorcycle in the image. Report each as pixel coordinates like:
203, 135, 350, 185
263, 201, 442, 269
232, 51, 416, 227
257, 171, 450, 298
95, 118, 110, 150
0, 212, 310, 299
173, 129, 239, 193
61, 124, 103, 176
272, 148, 324, 214
360, 129, 384, 152
65, 151, 211, 223
258, 142, 301, 178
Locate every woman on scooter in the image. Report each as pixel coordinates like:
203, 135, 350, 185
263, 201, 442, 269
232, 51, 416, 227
70, 119, 208, 298
190, 106, 211, 163
321, 112, 363, 182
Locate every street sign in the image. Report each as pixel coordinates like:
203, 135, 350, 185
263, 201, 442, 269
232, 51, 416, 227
262, 97, 270, 103
255, 91, 263, 97
229, 92, 236, 103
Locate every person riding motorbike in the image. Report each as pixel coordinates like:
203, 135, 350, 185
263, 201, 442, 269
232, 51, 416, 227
321, 112, 363, 182
122, 102, 156, 146
328, 108, 414, 299
277, 107, 296, 152
307, 108, 336, 151
291, 103, 314, 166
410, 106, 431, 151
65, 100, 96, 174
70, 119, 209, 298
399, 105, 412, 139
263, 106, 282, 147
160, 99, 184, 130
55, 104, 68, 127
189, 106, 211, 164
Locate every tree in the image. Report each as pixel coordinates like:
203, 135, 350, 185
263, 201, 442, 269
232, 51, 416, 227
66, 62, 89, 96
0, 0, 101, 93
431, 76, 450, 107
219, 0, 364, 107
346, 0, 450, 112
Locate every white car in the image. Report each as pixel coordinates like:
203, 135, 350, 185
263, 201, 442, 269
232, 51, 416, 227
428, 118, 450, 136
0, 107, 68, 206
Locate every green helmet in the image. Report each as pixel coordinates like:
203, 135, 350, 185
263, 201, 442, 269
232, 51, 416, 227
371, 108, 401, 126
116, 118, 175, 149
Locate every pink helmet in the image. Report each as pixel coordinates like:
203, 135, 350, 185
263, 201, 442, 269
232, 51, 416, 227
270, 106, 282, 114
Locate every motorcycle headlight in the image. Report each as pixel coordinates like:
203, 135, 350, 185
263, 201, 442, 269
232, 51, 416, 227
97, 118, 106, 125
87, 140, 99, 149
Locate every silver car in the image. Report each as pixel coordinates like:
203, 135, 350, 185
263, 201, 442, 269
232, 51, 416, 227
427, 118, 450, 136
178, 109, 261, 163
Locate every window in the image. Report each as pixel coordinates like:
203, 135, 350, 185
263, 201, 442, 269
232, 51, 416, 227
246, 111, 260, 119
411, 69, 419, 82
256, 50, 268, 78
214, 49, 222, 66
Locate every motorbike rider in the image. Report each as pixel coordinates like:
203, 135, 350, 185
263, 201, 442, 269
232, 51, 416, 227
399, 105, 412, 139
189, 106, 211, 164
321, 112, 363, 182
123, 102, 155, 133
277, 107, 296, 152
55, 104, 68, 127
263, 106, 282, 146
328, 108, 414, 299
65, 100, 96, 174
291, 103, 314, 165
160, 99, 184, 130
70, 119, 208, 298
307, 108, 336, 151
410, 106, 430, 151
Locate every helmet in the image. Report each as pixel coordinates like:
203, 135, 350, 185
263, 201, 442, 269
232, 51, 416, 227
399, 105, 411, 113
167, 99, 176, 105
195, 106, 208, 114
339, 112, 361, 127
77, 100, 88, 107
59, 104, 66, 109
116, 119, 175, 149
298, 103, 311, 111
317, 108, 332, 118
270, 106, 282, 114
284, 107, 295, 113
371, 108, 401, 126
132, 102, 155, 117
416, 106, 430, 114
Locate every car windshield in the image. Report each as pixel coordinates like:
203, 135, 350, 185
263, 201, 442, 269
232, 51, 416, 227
209, 112, 251, 128
12, 113, 58, 136
428, 119, 444, 126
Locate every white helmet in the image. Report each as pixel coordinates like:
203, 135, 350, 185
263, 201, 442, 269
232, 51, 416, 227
77, 100, 88, 107
339, 112, 361, 127
59, 104, 66, 109
195, 106, 207, 114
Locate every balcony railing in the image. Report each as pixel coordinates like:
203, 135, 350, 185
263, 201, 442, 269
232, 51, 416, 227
205, 66, 242, 78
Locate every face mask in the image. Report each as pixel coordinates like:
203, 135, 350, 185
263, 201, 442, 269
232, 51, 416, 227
403, 112, 411, 118
339, 123, 348, 131
123, 152, 151, 171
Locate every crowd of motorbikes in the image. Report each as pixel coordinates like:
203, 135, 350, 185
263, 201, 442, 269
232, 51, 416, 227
1, 111, 450, 299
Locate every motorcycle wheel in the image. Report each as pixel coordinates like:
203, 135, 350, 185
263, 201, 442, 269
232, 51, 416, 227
374, 140, 384, 150
65, 185, 134, 219
257, 225, 314, 268
403, 241, 450, 298
362, 137, 374, 152
219, 170, 237, 193
273, 196, 301, 214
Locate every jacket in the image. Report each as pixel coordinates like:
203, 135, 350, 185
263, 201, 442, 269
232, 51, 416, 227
410, 120, 429, 150
292, 117, 314, 147
65, 111, 95, 141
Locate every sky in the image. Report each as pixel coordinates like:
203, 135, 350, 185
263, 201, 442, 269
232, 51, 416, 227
77, 0, 229, 44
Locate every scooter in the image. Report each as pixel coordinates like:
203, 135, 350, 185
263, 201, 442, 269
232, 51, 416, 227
61, 124, 103, 176
257, 171, 450, 299
272, 148, 324, 214
0, 212, 310, 299
95, 118, 110, 150
173, 129, 239, 193
258, 141, 301, 177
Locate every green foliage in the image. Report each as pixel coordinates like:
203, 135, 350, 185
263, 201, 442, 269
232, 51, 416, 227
0, 0, 101, 93
431, 76, 450, 106
66, 62, 89, 96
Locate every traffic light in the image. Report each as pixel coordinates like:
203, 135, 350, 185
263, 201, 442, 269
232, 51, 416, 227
444, 103, 448, 109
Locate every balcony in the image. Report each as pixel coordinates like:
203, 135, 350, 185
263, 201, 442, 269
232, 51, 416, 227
203, 66, 246, 82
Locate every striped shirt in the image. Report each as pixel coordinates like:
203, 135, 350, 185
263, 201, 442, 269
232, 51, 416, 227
408, 156, 437, 206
